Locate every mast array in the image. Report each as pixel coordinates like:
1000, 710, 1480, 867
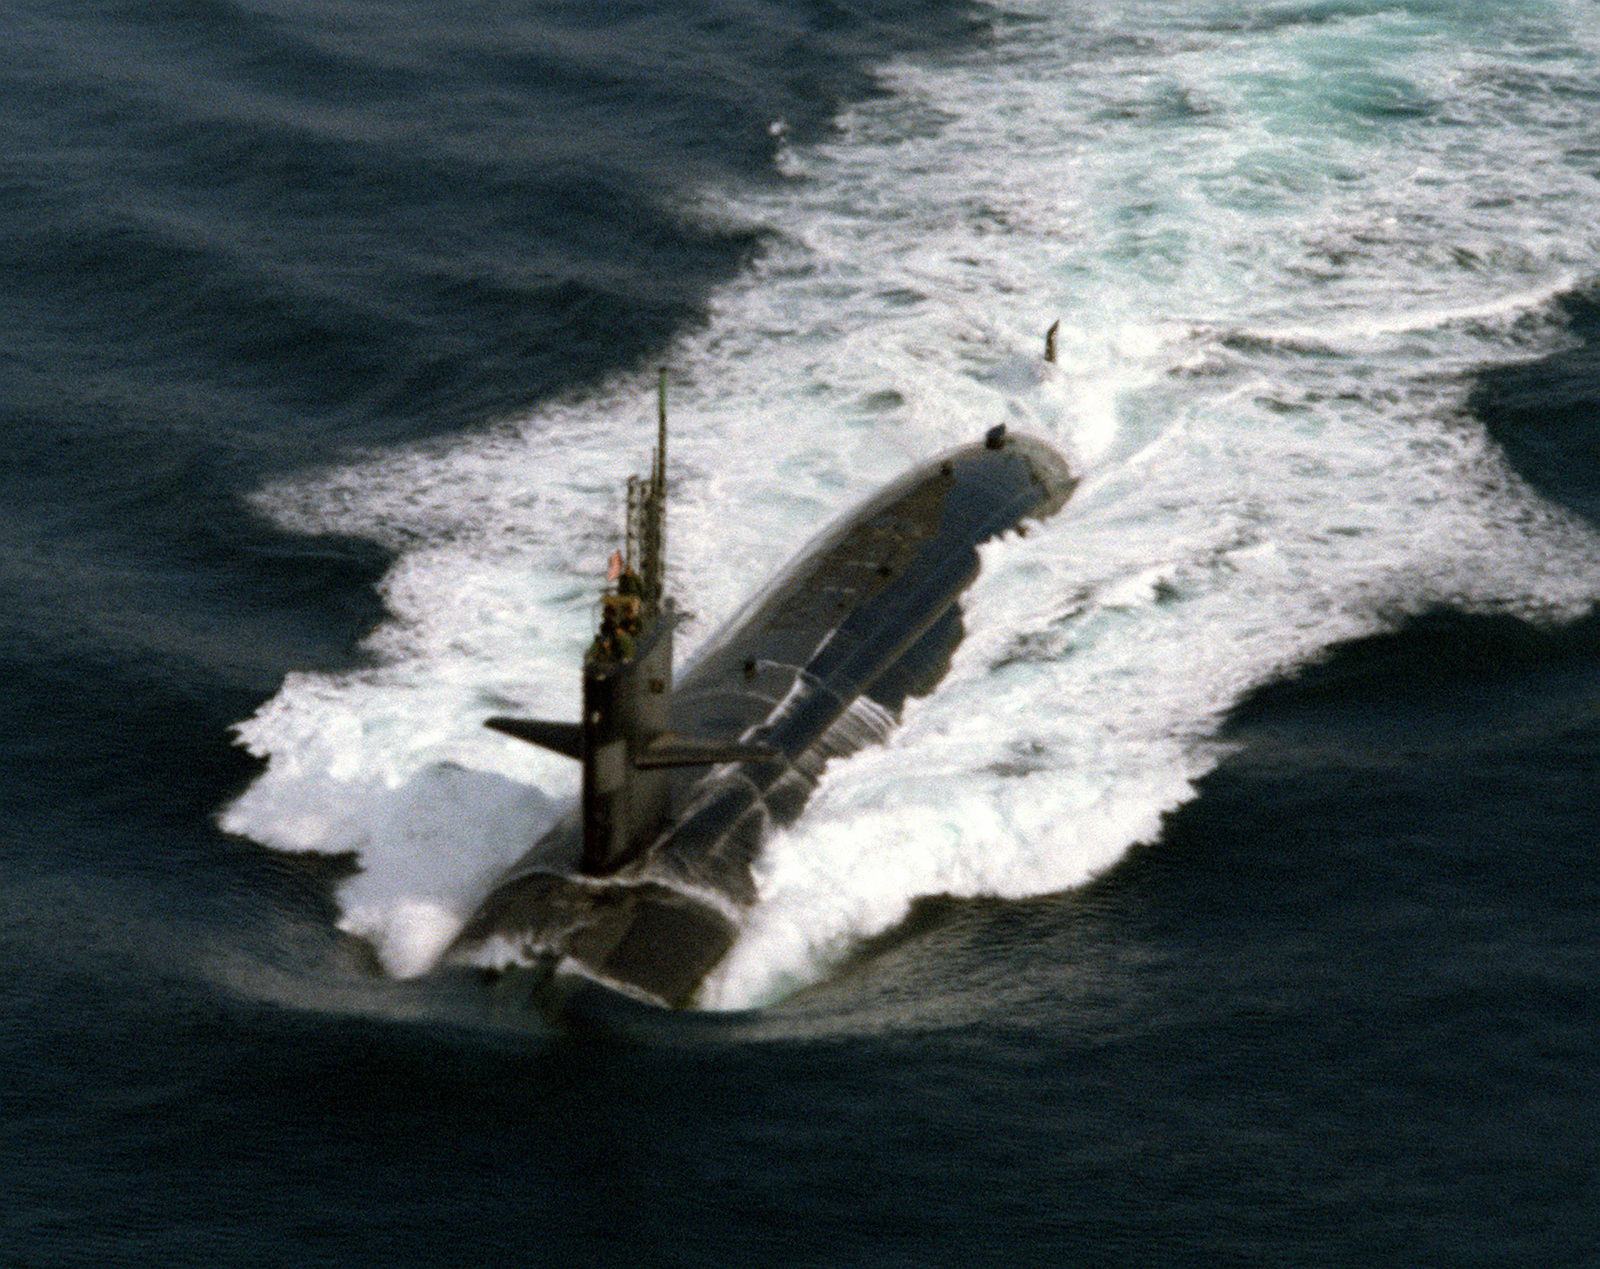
624, 367, 668, 615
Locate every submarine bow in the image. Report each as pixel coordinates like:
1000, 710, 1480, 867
446, 425, 1076, 1009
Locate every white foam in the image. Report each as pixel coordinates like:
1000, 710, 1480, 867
226, 1, 1600, 1006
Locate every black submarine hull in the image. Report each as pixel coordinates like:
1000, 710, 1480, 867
445, 429, 1076, 1008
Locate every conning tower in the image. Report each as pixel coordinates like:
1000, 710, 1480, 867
485, 372, 761, 874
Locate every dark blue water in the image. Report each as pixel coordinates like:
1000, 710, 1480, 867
4, 0, 1599, 1263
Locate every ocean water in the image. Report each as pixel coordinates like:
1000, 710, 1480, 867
4, 0, 1599, 1262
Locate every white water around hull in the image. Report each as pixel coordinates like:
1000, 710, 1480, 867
226, 0, 1600, 1007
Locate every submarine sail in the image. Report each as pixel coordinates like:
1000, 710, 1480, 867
447, 411, 1076, 1010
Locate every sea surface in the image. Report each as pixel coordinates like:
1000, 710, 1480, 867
4, 0, 1600, 1262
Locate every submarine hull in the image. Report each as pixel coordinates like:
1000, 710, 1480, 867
446, 430, 1076, 1009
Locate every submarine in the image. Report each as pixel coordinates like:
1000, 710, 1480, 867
445, 383, 1076, 1011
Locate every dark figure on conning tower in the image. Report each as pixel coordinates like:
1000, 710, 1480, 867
590, 550, 645, 663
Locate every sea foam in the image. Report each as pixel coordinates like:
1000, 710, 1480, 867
226, 0, 1600, 1005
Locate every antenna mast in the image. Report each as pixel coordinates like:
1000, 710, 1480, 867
635, 366, 668, 612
